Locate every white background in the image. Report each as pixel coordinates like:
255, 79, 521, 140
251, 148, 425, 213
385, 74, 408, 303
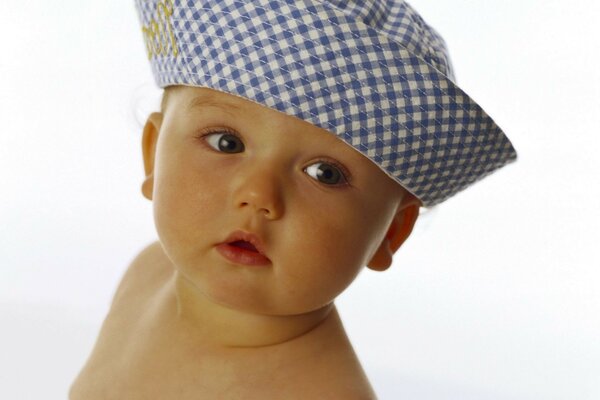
1, 1, 599, 399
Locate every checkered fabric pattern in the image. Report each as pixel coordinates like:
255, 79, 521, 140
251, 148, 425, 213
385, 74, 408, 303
134, 0, 517, 207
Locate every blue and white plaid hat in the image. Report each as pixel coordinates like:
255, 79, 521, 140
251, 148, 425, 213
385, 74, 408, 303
134, 0, 517, 207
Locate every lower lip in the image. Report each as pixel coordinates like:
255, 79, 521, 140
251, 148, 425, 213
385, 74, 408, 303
216, 243, 271, 266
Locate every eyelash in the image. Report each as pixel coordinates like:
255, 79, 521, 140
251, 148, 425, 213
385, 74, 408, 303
307, 157, 352, 187
195, 127, 353, 186
196, 126, 240, 142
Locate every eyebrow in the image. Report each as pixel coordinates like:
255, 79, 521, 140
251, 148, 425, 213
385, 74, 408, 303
186, 94, 241, 115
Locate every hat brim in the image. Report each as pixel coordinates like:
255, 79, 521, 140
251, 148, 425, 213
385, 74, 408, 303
136, 0, 517, 206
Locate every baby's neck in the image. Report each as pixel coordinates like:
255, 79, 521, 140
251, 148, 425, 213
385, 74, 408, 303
149, 270, 339, 351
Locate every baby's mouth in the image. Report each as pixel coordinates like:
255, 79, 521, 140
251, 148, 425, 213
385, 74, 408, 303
216, 238, 271, 266
229, 240, 259, 252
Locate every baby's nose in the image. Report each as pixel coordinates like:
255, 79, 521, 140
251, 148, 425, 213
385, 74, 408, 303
231, 164, 285, 220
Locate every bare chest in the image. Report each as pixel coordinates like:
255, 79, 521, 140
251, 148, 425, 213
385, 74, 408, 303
70, 245, 375, 399
71, 290, 308, 400
70, 307, 360, 399
71, 300, 374, 399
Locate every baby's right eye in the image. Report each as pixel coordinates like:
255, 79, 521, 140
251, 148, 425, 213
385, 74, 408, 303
202, 130, 245, 153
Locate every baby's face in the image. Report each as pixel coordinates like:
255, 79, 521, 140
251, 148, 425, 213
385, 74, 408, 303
142, 86, 417, 315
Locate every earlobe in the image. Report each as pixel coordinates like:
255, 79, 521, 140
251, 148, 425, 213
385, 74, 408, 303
367, 196, 421, 272
366, 243, 393, 272
141, 112, 163, 201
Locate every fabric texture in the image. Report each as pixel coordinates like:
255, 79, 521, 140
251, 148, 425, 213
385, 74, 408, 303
134, 0, 517, 206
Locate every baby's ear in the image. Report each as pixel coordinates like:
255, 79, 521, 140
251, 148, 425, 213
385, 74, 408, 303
366, 194, 421, 272
141, 112, 163, 201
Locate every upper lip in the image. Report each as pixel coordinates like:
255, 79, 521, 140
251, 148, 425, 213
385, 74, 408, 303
220, 230, 269, 258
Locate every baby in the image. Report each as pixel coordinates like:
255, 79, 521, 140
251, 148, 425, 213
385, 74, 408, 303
70, 0, 517, 399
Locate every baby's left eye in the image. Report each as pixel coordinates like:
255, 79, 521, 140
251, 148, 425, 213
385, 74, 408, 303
304, 162, 349, 186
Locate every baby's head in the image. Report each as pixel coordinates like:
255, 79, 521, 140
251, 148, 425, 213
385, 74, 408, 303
140, 84, 421, 315
134, 0, 517, 316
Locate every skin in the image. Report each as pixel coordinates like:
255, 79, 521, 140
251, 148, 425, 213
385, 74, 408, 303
142, 86, 420, 346
139, 85, 422, 350
69, 85, 423, 399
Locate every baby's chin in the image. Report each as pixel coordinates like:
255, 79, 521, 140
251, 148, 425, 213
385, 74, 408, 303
201, 284, 332, 317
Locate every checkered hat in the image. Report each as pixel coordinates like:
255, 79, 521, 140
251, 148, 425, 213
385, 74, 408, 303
134, 0, 517, 207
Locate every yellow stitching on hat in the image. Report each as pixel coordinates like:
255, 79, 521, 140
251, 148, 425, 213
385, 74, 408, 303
141, 0, 179, 59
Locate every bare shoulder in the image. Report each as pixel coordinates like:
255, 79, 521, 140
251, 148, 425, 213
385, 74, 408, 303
280, 310, 379, 399
302, 375, 378, 400
300, 354, 378, 400
110, 240, 172, 309
69, 242, 173, 400
279, 359, 378, 399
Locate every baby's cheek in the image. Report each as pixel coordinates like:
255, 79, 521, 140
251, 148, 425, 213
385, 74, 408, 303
277, 247, 361, 312
152, 173, 203, 259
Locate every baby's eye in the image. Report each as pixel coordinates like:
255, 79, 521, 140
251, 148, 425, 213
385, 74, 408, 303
304, 161, 349, 186
204, 131, 245, 153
